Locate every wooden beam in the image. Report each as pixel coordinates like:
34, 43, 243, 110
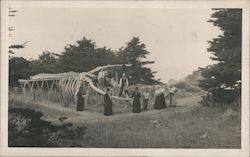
115, 71, 119, 86
45, 80, 49, 90
31, 81, 35, 92
35, 81, 39, 89
26, 82, 31, 94
40, 80, 44, 89
23, 83, 26, 95
50, 80, 55, 91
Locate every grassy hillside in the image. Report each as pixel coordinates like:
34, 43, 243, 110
9, 92, 240, 148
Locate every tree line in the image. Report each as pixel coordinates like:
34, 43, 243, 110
9, 36, 159, 87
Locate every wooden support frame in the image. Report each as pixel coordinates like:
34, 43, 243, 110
115, 71, 119, 86
40, 80, 44, 89
31, 81, 35, 92
35, 81, 39, 89
27, 82, 31, 92
45, 80, 49, 90
50, 80, 55, 91
23, 83, 26, 95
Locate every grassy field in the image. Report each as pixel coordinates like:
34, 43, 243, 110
9, 92, 241, 148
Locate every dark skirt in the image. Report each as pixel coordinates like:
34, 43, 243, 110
104, 103, 112, 116
154, 93, 166, 109
76, 97, 85, 111
132, 99, 141, 113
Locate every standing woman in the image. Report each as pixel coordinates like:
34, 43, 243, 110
131, 87, 141, 113
169, 86, 178, 107
153, 85, 166, 109
103, 88, 113, 116
76, 86, 86, 111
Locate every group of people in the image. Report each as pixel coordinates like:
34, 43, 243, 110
102, 85, 178, 116
76, 85, 177, 116
102, 86, 141, 115
75, 72, 178, 116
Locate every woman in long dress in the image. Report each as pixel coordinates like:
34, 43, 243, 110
154, 85, 166, 109
103, 87, 113, 116
76, 86, 86, 111
132, 87, 141, 113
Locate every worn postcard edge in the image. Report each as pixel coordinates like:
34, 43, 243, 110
0, 0, 249, 157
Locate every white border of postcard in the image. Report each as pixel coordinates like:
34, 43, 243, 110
1, 0, 249, 157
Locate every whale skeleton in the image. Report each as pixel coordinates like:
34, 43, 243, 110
18, 64, 132, 104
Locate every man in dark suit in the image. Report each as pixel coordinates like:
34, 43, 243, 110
103, 88, 113, 116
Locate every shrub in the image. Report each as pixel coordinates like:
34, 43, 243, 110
8, 107, 87, 146
174, 81, 201, 93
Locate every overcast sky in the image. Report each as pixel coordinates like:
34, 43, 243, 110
10, 8, 221, 83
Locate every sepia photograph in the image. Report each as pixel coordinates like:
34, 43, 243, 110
0, 0, 249, 156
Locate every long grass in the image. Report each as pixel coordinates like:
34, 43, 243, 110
9, 88, 241, 148
75, 105, 241, 148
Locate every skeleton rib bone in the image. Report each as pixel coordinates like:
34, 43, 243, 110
18, 64, 132, 103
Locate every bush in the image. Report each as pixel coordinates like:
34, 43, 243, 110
174, 81, 201, 93
9, 107, 87, 147
200, 92, 241, 110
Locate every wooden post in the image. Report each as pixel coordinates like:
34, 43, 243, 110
47, 80, 55, 103
45, 81, 49, 102
31, 81, 35, 92
23, 83, 26, 96
115, 72, 119, 87
28, 82, 32, 92
50, 80, 55, 91
39, 81, 44, 99
45, 80, 49, 90
40, 80, 44, 89
35, 81, 39, 89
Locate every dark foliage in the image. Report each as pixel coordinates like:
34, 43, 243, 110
118, 37, 159, 85
199, 9, 242, 104
9, 36, 158, 87
174, 81, 201, 93
8, 107, 87, 147
55, 37, 120, 72
9, 57, 31, 87
29, 51, 63, 75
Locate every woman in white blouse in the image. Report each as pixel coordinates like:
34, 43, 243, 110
153, 85, 166, 109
